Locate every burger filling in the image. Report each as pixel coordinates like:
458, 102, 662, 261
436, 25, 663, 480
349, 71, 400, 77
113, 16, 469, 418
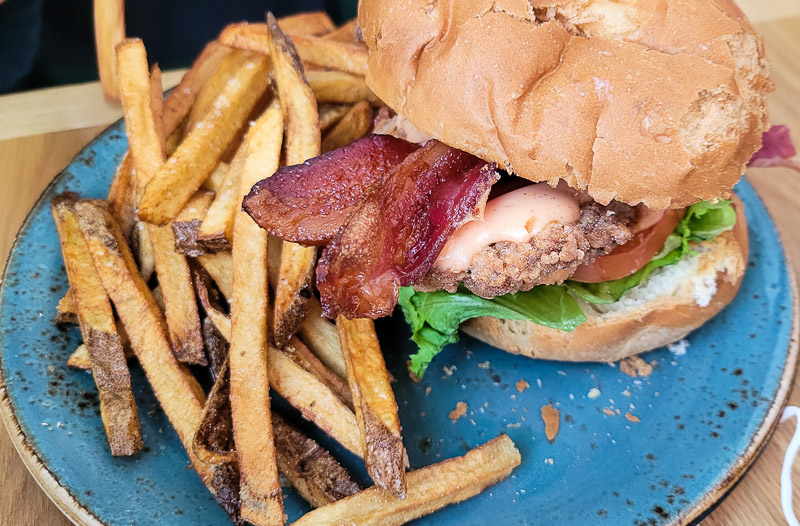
242, 118, 738, 378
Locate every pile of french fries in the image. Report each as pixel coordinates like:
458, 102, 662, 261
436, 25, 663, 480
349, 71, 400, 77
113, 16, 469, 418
60, 11, 520, 525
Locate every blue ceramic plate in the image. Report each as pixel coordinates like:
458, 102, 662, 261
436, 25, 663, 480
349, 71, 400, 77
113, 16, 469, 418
1, 120, 797, 526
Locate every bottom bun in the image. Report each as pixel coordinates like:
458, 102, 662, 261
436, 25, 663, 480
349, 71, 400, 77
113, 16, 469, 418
461, 200, 748, 362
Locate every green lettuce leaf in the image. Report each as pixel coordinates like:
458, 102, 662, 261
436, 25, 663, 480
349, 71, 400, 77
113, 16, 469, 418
566, 199, 736, 304
398, 285, 585, 378
398, 199, 737, 378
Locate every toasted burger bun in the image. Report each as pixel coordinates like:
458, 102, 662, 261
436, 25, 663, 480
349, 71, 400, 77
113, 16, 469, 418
461, 199, 748, 362
358, 0, 773, 209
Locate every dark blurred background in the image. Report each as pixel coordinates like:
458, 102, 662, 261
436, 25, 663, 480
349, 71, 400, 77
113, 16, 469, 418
0, 0, 358, 94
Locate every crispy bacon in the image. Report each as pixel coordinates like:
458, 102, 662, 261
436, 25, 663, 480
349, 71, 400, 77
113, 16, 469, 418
317, 141, 499, 319
242, 135, 419, 244
749, 125, 800, 173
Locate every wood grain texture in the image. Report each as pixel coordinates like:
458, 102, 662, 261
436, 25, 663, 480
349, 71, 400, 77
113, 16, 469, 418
1, 6, 800, 526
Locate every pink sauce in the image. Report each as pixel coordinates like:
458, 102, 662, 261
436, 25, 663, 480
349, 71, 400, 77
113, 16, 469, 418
434, 183, 581, 272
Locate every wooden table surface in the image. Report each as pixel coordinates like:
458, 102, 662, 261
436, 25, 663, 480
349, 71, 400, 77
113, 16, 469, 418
1, 3, 799, 525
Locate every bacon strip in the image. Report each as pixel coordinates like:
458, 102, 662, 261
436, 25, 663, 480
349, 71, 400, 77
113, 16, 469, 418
317, 141, 499, 319
749, 125, 800, 173
242, 135, 419, 245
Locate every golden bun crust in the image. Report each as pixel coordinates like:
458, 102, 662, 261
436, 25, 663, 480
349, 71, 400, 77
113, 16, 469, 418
460, 198, 748, 362
358, 0, 773, 209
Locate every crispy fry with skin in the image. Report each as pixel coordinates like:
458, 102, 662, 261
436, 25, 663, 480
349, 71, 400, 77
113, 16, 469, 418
149, 64, 166, 154
292, 435, 522, 526
172, 191, 214, 257
107, 152, 136, 241
197, 251, 232, 299
185, 50, 256, 134
56, 291, 78, 324
202, 318, 229, 381
194, 358, 237, 466
289, 34, 368, 76
337, 317, 406, 497
72, 200, 210, 470
68, 342, 135, 370
277, 11, 335, 36
269, 346, 362, 458
321, 101, 372, 153
111, 42, 225, 244
93, 0, 125, 102
197, 146, 244, 252
284, 337, 353, 410
229, 104, 285, 525
307, 70, 379, 105
265, 12, 321, 346
324, 19, 359, 43
209, 314, 362, 458
52, 194, 141, 456
196, 333, 359, 510
138, 51, 270, 225
299, 297, 347, 381
116, 39, 162, 192
201, 248, 349, 383
117, 38, 206, 365
272, 412, 362, 508
164, 41, 231, 135
149, 226, 206, 364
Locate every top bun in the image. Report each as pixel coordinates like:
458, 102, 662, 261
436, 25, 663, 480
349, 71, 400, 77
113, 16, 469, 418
358, 0, 773, 209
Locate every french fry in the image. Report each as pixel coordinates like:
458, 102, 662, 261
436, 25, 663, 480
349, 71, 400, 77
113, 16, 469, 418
298, 297, 347, 381
284, 337, 352, 410
194, 358, 236, 466
323, 19, 359, 43
196, 146, 245, 252
56, 291, 78, 324
321, 100, 372, 153
68, 320, 134, 370
292, 435, 522, 526
149, 64, 166, 154
149, 226, 206, 364
289, 34, 368, 76
197, 319, 360, 513
201, 161, 230, 194
117, 38, 206, 365
107, 152, 136, 242
318, 103, 352, 133
272, 412, 362, 508
67, 344, 90, 369
132, 222, 155, 281
93, 0, 125, 102
219, 22, 366, 76
270, 345, 362, 458
202, 317, 229, 381
68, 342, 135, 370
277, 11, 335, 36
164, 41, 231, 135
185, 50, 256, 134
266, 12, 321, 346
307, 70, 379, 105
210, 315, 362, 459
196, 251, 233, 299
172, 191, 215, 257
337, 317, 406, 497
138, 50, 270, 225
229, 105, 285, 526
52, 193, 141, 456
73, 199, 207, 429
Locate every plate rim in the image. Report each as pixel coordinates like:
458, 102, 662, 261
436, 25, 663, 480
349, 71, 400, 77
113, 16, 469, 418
0, 122, 797, 526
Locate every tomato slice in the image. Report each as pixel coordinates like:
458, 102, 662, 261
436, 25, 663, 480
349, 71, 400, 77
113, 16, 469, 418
570, 209, 684, 283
